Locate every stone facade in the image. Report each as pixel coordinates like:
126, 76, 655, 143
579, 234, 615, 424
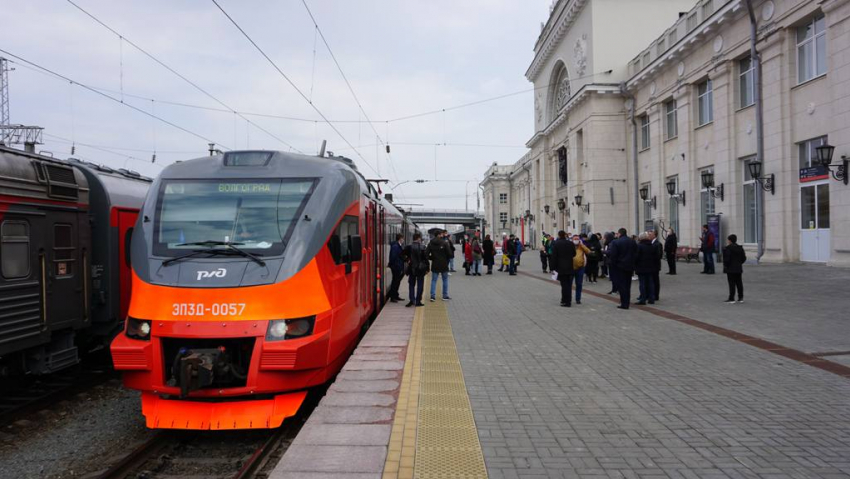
482, 0, 850, 266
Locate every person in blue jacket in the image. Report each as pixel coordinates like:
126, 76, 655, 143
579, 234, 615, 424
607, 228, 637, 310
387, 234, 405, 303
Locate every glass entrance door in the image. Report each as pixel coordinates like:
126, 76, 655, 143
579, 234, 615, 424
800, 183, 830, 262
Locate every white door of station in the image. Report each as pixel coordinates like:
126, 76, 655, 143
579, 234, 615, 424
800, 182, 830, 262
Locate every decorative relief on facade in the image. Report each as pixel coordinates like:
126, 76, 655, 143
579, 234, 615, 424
677, 62, 685, 77
555, 68, 571, 112
573, 34, 588, 77
535, 91, 544, 124
762, 1, 775, 21
713, 35, 724, 53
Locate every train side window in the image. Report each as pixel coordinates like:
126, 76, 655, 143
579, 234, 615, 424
328, 216, 359, 265
124, 228, 134, 267
53, 224, 75, 277
1, 221, 31, 279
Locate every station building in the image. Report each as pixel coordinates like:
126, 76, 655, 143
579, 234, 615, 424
482, 0, 850, 266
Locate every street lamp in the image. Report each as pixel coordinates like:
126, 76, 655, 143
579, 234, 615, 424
557, 199, 566, 211
815, 144, 848, 185
700, 170, 725, 201
574, 195, 590, 214
639, 186, 656, 209
665, 180, 686, 206
747, 161, 775, 194
544, 204, 550, 214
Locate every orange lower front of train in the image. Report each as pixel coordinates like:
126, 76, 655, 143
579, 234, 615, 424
111, 252, 367, 430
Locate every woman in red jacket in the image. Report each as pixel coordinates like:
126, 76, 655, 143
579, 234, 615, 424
464, 240, 474, 275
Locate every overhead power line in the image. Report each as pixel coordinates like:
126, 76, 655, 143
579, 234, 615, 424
0, 48, 229, 149
211, 0, 379, 175
65, 0, 301, 153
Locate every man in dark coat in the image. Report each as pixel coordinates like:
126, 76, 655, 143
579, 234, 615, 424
664, 228, 678, 275
427, 231, 452, 301
506, 234, 518, 275
650, 230, 663, 302
722, 234, 747, 303
387, 234, 405, 303
607, 228, 637, 309
447, 237, 457, 272
482, 235, 495, 274
403, 233, 427, 307
700, 224, 716, 274
549, 230, 576, 307
635, 232, 658, 305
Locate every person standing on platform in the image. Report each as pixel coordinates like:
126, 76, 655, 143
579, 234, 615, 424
572, 234, 591, 305
607, 228, 637, 310
447, 237, 457, 273
515, 237, 524, 268
482, 234, 495, 274
650, 230, 663, 302
427, 230, 452, 301
585, 233, 601, 283
700, 224, 716, 274
635, 232, 658, 305
665, 227, 678, 275
507, 234, 518, 275
723, 234, 746, 303
603, 232, 616, 293
463, 239, 473, 276
471, 238, 483, 276
550, 230, 576, 307
388, 234, 405, 303
404, 233, 427, 307
498, 234, 509, 272
540, 234, 550, 273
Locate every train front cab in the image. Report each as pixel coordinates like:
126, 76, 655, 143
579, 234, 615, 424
111, 151, 383, 430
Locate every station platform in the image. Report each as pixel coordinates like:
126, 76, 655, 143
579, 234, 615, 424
271, 261, 850, 479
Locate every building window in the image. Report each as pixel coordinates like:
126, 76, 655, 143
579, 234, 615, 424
665, 100, 678, 140
668, 30, 678, 46
702, 1, 714, 19
1, 221, 30, 279
499, 212, 508, 223
554, 66, 571, 112
668, 176, 679, 234
640, 115, 651, 150
742, 156, 758, 244
699, 166, 716, 226
642, 183, 653, 232
739, 56, 755, 108
499, 193, 507, 204
557, 146, 568, 185
697, 79, 713, 126
799, 136, 828, 169
687, 12, 698, 32
797, 15, 827, 84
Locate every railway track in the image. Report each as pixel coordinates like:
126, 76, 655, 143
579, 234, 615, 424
94, 389, 321, 479
0, 363, 117, 429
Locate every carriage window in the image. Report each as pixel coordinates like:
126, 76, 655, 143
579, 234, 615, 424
53, 224, 75, 277
329, 216, 359, 265
2, 221, 30, 279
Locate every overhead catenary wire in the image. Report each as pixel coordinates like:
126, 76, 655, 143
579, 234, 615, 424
65, 0, 302, 153
0, 48, 229, 149
211, 0, 379, 176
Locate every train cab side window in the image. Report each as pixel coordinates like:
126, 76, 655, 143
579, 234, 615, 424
124, 228, 134, 267
53, 224, 75, 277
1, 221, 31, 279
329, 216, 359, 265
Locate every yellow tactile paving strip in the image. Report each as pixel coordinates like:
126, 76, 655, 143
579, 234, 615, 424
384, 297, 488, 479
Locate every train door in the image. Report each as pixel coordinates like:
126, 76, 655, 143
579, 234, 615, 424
116, 209, 139, 320
378, 207, 385, 308
48, 214, 84, 330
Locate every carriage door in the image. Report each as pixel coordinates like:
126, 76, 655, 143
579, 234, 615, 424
49, 218, 83, 328
800, 182, 830, 262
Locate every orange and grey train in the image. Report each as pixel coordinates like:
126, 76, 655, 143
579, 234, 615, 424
111, 150, 416, 430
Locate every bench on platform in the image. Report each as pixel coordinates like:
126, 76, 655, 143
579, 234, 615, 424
676, 246, 700, 263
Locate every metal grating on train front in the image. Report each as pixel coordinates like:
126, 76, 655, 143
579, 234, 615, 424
414, 300, 487, 479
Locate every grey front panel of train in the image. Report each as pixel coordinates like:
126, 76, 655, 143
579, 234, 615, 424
132, 151, 364, 288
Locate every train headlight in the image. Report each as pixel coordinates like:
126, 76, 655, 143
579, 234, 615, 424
266, 316, 315, 341
126, 317, 152, 341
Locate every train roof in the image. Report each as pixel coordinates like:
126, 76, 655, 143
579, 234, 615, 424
68, 159, 152, 210
0, 144, 90, 204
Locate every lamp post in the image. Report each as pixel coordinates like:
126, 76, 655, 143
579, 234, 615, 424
638, 186, 656, 209
574, 195, 590, 214
815, 144, 848, 185
701, 170, 724, 201
747, 161, 775, 194
666, 180, 686, 206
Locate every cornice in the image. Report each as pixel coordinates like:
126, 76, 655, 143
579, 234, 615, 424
526, 0, 589, 81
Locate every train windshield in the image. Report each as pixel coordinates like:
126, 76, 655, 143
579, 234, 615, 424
154, 179, 316, 256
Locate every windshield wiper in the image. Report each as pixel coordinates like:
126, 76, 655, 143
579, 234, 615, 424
164, 241, 266, 267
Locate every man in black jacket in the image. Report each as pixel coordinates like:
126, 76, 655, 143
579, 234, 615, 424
506, 234, 518, 275
722, 234, 747, 303
607, 228, 637, 309
404, 233, 427, 307
427, 231, 452, 301
650, 230, 663, 302
549, 230, 576, 307
388, 234, 405, 303
635, 232, 658, 305
664, 228, 678, 275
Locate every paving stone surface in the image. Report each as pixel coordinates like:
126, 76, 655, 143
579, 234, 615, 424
445, 262, 850, 479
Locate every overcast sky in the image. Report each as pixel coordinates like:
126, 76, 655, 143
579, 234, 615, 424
2, 0, 551, 210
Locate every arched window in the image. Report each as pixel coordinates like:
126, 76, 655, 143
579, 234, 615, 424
547, 62, 571, 122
